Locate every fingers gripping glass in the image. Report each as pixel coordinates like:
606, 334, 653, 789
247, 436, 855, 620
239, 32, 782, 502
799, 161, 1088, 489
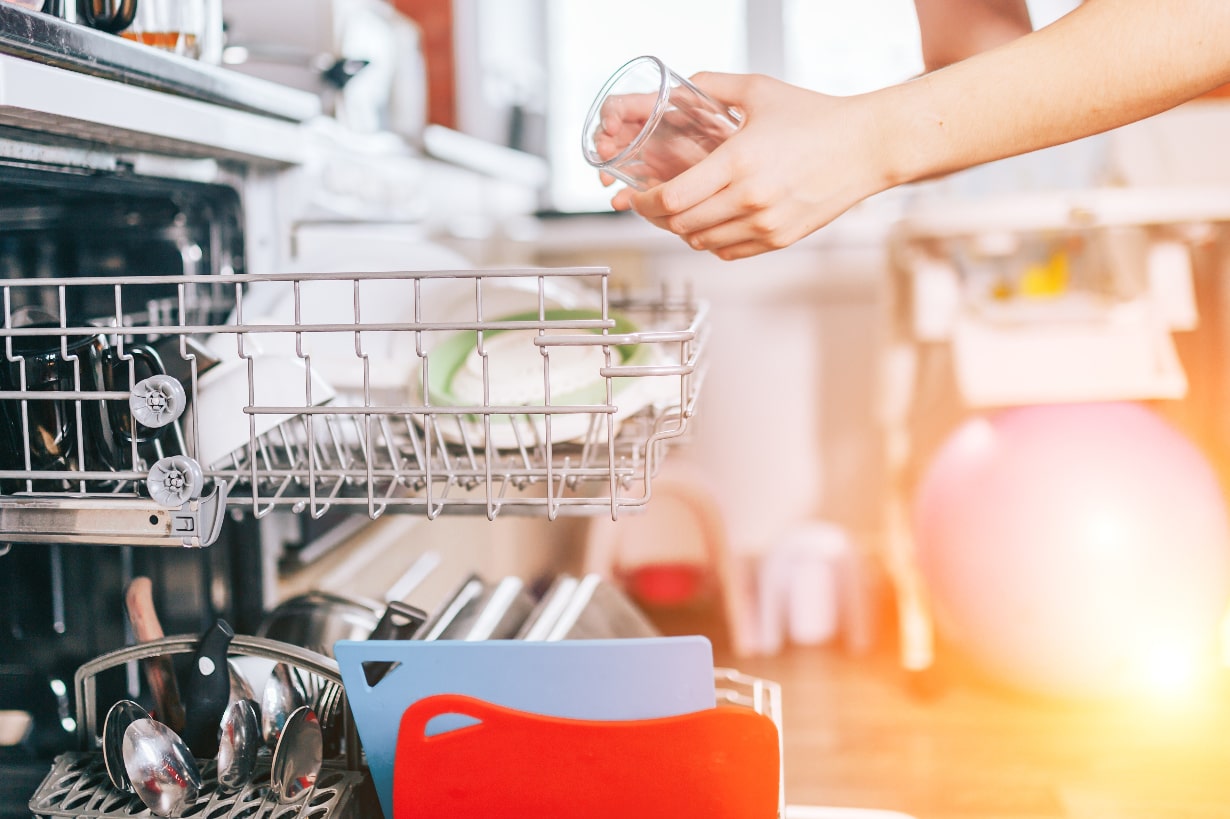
582, 55, 743, 191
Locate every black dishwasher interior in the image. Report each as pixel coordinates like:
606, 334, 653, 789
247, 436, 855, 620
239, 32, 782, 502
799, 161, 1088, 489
0, 165, 266, 807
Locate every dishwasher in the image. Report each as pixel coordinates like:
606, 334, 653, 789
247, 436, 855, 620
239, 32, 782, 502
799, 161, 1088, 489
0, 5, 784, 818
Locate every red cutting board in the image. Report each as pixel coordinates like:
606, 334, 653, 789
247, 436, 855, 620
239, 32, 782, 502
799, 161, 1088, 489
393, 693, 780, 819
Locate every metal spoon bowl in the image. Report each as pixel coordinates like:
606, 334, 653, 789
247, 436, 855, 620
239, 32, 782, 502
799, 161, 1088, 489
216, 698, 260, 795
122, 718, 201, 818
227, 659, 256, 705
271, 705, 322, 804
260, 661, 308, 749
102, 699, 149, 791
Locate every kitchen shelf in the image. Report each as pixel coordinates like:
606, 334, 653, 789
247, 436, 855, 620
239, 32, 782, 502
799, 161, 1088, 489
0, 3, 320, 123
0, 267, 707, 546
0, 50, 311, 166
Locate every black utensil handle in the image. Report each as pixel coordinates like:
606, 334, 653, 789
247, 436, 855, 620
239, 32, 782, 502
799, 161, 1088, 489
180, 618, 235, 758
363, 600, 431, 686
370, 600, 429, 641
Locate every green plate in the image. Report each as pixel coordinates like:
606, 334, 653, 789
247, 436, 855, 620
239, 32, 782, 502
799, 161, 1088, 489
425, 309, 649, 409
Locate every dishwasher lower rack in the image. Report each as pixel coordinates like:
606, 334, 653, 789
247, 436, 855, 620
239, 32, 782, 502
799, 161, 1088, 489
30, 635, 367, 819
0, 267, 708, 546
28, 633, 785, 819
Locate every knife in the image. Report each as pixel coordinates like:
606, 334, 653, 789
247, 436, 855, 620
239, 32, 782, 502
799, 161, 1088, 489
123, 576, 186, 734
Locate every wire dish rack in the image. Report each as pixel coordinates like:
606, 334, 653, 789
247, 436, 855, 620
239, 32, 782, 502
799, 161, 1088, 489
0, 267, 708, 546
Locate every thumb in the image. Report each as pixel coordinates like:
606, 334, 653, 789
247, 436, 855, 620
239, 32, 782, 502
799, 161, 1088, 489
687, 71, 759, 107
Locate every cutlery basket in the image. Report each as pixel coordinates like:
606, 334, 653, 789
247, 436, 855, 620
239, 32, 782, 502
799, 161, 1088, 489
28, 634, 371, 819
28, 754, 365, 819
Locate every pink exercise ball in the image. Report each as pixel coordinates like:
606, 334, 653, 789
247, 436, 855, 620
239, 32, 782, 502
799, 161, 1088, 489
914, 402, 1230, 699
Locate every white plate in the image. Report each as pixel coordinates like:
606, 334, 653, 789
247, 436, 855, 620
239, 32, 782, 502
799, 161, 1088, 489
211, 274, 604, 406
185, 356, 336, 469
416, 307, 675, 449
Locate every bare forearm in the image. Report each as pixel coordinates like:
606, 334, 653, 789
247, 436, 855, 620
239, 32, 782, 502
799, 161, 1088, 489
883, 0, 1230, 186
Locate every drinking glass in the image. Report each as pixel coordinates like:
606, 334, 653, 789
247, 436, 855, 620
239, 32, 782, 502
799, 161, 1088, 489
120, 0, 207, 58
582, 55, 742, 191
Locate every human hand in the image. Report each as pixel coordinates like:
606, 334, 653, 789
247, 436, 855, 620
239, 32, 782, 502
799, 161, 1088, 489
590, 89, 659, 186
610, 72, 891, 260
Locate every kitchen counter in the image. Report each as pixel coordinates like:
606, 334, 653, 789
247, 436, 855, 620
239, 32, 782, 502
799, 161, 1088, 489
710, 637, 1230, 819
0, 50, 311, 165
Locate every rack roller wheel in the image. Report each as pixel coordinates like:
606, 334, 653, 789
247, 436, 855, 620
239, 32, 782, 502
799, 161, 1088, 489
147, 456, 205, 506
131, 374, 187, 428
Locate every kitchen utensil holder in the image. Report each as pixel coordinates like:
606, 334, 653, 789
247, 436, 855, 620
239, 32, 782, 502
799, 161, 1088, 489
0, 267, 707, 546
28, 754, 364, 819
28, 634, 368, 819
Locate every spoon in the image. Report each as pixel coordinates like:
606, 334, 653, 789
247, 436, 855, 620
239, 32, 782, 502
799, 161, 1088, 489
260, 661, 308, 748
122, 717, 201, 817
228, 659, 257, 704
271, 705, 322, 804
216, 698, 260, 795
102, 699, 149, 791
227, 658, 261, 732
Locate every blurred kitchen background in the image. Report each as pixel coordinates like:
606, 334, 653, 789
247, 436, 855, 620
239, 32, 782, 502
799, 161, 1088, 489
318, 9, 1230, 814
215, 0, 1230, 687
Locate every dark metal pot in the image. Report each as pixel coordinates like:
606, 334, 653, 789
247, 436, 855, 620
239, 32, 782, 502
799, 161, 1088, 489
256, 590, 383, 658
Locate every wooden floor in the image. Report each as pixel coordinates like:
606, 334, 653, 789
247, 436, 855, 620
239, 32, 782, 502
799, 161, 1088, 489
716, 642, 1230, 819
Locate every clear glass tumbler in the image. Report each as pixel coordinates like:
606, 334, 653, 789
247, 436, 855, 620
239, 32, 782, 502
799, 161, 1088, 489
120, 0, 206, 58
582, 55, 742, 191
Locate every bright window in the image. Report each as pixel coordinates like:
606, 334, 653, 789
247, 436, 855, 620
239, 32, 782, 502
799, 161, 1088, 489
544, 0, 747, 213
784, 0, 924, 96
782, 0, 1081, 95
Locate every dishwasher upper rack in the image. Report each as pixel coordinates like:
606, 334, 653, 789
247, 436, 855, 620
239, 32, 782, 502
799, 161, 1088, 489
0, 267, 708, 545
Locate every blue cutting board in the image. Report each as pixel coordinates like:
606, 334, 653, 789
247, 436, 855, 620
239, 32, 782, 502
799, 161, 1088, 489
334, 637, 716, 819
